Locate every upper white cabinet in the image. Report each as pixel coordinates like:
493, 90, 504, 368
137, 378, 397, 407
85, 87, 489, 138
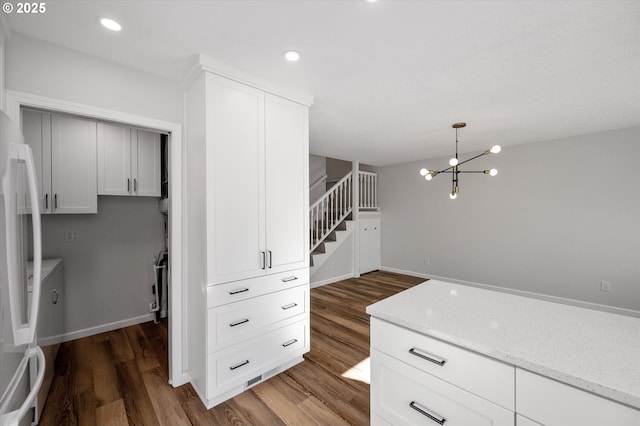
204, 74, 309, 284
97, 123, 161, 197
22, 109, 97, 214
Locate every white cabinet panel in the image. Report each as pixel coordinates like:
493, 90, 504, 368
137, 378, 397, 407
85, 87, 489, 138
359, 216, 381, 274
97, 124, 161, 197
21, 109, 50, 213
516, 415, 542, 426
516, 368, 640, 426
50, 114, 97, 214
206, 74, 266, 284
264, 94, 309, 274
97, 122, 131, 196
133, 129, 161, 197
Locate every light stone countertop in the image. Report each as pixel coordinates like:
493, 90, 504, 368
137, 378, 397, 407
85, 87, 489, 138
366, 279, 640, 409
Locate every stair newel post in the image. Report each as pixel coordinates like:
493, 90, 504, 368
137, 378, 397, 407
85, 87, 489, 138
353, 162, 360, 278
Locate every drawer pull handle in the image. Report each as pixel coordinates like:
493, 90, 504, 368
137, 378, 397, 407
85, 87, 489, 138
230, 360, 249, 371
281, 303, 298, 310
281, 276, 298, 282
409, 348, 446, 366
229, 288, 249, 295
282, 339, 298, 347
230, 319, 249, 327
409, 401, 446, 425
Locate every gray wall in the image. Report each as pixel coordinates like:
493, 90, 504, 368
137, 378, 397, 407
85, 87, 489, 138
41, 196, 166, 336
309, 154, 327, 205
378, 126, 640, 313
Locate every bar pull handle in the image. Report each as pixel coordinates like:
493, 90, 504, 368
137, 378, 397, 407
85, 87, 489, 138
45, 194, 48, 210
229, 288, 249, 295
134, 178, 137, 193
268, 250, 272, 268
281, 303, 298, 310
229, 318, 249, 327
230, 360, 249, 371
409, 348, 446, 366
260, 251, 266, 269
127, 178, 130, 192
281, 276, 298, 282
409, 401, 446, 425
282, 339, 298, 347
54, 194, 58, 209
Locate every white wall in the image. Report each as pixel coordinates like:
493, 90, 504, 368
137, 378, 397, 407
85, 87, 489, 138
311, 232, 355, 287
309, 154, 326, 205
379, 127, 640, 313
41, 196, 166, 337
5, 33, 182, 123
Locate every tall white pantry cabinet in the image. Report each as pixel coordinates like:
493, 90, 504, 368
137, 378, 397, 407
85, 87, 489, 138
184, 69, 311, 408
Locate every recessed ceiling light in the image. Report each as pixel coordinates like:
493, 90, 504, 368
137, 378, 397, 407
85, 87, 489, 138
98, 17, 122, 32
283, 50, 301, 62
365, 0, 380, 3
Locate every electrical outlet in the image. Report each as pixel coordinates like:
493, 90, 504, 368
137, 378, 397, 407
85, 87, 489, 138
64, 230, 75, 242
600, 281, 612, 292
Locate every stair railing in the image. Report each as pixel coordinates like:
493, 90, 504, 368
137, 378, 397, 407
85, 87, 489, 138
359, 171, 378, 209
310, 171, 353, 252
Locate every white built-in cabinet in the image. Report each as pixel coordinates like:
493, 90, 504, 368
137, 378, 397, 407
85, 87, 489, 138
359, 212, 381, 274
185, 69, 311, 408
22, 109, 97, 214
97, 122, 161, 197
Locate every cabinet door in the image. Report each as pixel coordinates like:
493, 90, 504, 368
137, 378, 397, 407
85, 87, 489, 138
21, 109, 52, 213
206, 73, 266, 283
133, 129, 161, 197
264, 94, 309, 274
50, 114, 97, 214
97, 122, 131, 196
359, 218, 381, 274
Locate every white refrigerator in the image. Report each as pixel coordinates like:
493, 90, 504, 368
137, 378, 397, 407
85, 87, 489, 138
0, 110, 45, 426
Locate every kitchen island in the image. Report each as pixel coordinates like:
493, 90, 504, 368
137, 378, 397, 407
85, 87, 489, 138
366, 279, 640, 425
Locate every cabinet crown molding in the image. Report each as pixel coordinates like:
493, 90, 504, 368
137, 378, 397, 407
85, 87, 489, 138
181, 54, 314, 107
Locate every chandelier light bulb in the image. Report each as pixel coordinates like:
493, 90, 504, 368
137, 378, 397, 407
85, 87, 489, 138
490, 145, 501, 154
420, 168, 428, 176
489, 168, 498, 176
425, 174, 432, 181
449, 192, 457, 200
449, 158, 458, 166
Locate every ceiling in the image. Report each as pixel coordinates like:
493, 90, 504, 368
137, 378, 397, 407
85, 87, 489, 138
5, 1, 640, 166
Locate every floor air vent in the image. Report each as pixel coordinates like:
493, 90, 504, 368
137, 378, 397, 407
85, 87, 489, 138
247, 375, 262, 387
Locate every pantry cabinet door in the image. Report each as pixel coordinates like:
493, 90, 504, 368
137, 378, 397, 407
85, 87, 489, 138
50, 114, 97, 214
21, 109, 51, 213
133, 129, 161, 197
264, 94, 309, 273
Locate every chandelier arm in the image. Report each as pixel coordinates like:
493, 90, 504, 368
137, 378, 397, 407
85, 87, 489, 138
455, 151, 489, 167
457, 171, 490, 174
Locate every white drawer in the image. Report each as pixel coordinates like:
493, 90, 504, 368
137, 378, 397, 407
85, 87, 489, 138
207, 268, 309, 308
371, 349, 514, 426
207, 320, 309, 397
516, 368, 640, 426
371, 412, 392, 425
371, 317, 515, 410
207, 285, 308, 352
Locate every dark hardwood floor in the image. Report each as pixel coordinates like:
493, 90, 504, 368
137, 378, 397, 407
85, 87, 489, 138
40, 271, 424, 425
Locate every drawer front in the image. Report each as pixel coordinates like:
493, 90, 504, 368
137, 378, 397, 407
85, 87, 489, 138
371, 349, 514, 426
208, 268, 309, 308
371, 317, 514, 410
208, 285, 308, 352
516, 368, 640, 426
371, 412, 392, 426
207, 320, 309, 397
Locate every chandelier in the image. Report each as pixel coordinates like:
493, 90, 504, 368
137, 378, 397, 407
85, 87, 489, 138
420, 122, 501, 199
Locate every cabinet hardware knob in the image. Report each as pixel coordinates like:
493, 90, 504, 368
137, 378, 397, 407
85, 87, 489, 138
281, 303, 298, 310
282, 339, 298, 347
229, 288, 249, 295
409, 347, 446, 366
51, 289, 59, 304
229, 318, 249, 327
229, 360, 249, 371
409, 401, 446, 425
281, 276, 298, 282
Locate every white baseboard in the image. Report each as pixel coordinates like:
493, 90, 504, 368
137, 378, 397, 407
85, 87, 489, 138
380, 266, 640, 318
57, 313, 158, 343
311, 272, 355, 288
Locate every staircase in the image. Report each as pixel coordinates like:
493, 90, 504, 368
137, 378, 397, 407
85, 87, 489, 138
309, 170, 378, 277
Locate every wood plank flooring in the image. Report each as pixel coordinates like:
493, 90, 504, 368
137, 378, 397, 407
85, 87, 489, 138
40, 271, 424, 425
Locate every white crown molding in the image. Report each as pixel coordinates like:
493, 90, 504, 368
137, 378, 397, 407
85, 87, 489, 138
181, 54, 314, 107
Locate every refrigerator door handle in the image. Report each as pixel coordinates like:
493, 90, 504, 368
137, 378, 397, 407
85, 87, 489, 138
0, 346, 45, 426
4, 144, 42, 346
